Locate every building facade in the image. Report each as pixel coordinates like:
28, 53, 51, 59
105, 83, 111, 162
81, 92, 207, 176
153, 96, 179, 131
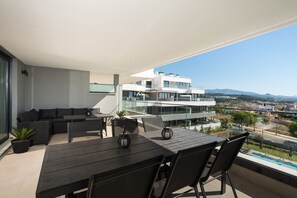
258, 102, 275, 111
120, 71, 219, 130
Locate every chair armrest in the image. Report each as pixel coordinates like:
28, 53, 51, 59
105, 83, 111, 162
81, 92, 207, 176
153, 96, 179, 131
17, 121, 52, 145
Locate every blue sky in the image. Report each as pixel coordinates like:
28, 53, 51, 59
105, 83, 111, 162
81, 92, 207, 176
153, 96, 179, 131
157, 24, 297, 96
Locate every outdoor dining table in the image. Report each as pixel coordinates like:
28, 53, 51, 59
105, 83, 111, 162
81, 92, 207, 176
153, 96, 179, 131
90, 113, 114, 136
140, 128, 224, 153
36, 128, 224, 198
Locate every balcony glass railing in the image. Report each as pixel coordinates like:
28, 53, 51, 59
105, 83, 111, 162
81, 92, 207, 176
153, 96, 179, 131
90, 83, 115, 93
123, 97, 215, 102
121, 100, 216, 128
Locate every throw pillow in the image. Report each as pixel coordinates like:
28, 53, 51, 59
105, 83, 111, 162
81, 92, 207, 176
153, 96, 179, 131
29, 109, 40, 121
18, 111, 33, 122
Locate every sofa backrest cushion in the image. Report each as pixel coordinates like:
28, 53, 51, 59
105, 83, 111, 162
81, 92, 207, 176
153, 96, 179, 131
72, 108, 87, 115
18, 111, 33, 122
57, 108, 73, 118
39, 109, 57, 119
29, 109, 40, 121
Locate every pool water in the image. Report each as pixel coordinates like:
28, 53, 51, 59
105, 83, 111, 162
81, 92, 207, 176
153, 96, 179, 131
249, 153, 297, 170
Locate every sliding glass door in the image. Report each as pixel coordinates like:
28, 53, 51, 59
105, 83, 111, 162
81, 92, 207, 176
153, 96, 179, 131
0, 53, 10, 145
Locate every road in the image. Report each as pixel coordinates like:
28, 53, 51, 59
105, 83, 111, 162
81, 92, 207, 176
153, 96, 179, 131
243, 126, 297, 144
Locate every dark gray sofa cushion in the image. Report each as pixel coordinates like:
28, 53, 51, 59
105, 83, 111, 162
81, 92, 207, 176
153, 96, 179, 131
39, 109, 57, 119
18, 111, 33, 122
72, 108, 87, 115
57, 108, 72, 118
29, 109, 39, 121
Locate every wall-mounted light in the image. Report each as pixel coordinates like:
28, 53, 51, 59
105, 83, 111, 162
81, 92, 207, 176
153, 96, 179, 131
21, 70, 28, 77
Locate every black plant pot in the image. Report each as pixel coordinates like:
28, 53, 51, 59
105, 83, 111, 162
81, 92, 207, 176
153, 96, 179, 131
11, 139, 31, 153
29, 138, 34, 147
113, 118, 126, 127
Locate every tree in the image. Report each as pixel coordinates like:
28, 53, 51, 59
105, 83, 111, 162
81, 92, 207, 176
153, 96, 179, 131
220, 117, 230, 129
260, 116, 270, 137
231, 111, 245, 126
215, 107, 224, 114
289, 122, 297, 137
244, 113, 257, 131
262, 117, 270, 125
231, 111, 257, 129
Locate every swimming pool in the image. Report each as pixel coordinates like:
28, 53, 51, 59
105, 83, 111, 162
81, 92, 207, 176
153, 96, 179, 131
249, 152, 297, 170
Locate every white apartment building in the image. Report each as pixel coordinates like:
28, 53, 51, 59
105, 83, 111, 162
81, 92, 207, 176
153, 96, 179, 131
120, 70, 219, 130
258, 102, 275, 111
289, 102, 297, 112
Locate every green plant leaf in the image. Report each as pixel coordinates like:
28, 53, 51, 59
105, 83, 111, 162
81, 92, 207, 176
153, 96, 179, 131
10, 127, 35, 140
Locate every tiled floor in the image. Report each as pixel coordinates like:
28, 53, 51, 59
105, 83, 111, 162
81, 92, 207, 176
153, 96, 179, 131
0, 127, 284, 198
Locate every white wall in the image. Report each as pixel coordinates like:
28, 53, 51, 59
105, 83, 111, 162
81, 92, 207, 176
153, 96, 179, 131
153, 75, 162, 89
24, 66, 118, 113
90, 72, 114, 84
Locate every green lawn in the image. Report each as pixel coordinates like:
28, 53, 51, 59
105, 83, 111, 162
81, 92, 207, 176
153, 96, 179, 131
243, 143, 297, 162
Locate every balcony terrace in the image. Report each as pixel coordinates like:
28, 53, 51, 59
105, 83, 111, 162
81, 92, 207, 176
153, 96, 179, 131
0, 125, 294, 198
1, 1, 297, 197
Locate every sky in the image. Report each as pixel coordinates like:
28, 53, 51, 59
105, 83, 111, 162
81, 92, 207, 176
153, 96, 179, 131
157, 24, 297, 96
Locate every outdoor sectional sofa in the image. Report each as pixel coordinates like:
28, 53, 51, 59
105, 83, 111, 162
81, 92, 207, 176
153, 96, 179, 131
17, 108, 92, 145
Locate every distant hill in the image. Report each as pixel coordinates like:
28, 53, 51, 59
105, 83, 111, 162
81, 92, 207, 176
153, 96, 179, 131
206, 89, 259, 96
206, 89, 297, 101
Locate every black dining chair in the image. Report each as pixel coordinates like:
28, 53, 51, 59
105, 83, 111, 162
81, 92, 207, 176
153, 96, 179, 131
142, 116, 164, 132
74, 155, 164, 198
157, 142, 217, 198
111, 118, 139, 137
199, 132, 250, 198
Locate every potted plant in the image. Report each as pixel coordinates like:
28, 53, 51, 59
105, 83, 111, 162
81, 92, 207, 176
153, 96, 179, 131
116, 110, 126, 119
112, 111, 126, 132
10, 127, 35, 153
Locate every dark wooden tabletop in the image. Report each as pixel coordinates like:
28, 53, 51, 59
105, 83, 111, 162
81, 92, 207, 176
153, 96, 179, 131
140, 128, 225, 153
92, 113, 114, 118
36, 134, 173, 198
63, 115, 86, 121
36, 128, 225, 198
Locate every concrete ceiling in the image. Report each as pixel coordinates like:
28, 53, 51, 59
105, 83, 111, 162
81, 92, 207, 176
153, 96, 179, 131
1, 0, 297, 79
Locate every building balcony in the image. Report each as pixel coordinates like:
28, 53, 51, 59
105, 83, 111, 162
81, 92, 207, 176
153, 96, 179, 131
186, 88, 205, 94
121, 84, 146, 92
160, 111, 216, 122
123, 99, 216, 108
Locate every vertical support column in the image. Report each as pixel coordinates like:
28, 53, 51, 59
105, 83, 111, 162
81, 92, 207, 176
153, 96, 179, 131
114, 74, 121, 112
113, 74, 119, 87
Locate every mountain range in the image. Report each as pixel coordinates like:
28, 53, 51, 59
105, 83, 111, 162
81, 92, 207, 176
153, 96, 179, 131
206, 89, 297, 101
